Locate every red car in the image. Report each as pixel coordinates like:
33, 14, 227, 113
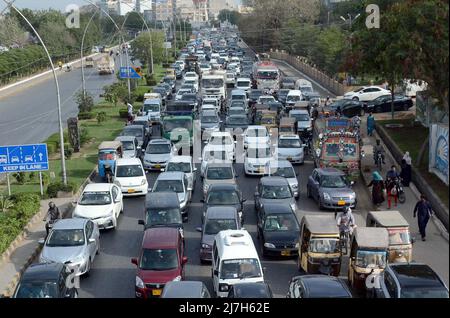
132, 227, 187, 298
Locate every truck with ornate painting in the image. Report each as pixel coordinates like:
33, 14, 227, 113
312, 116, 364, 181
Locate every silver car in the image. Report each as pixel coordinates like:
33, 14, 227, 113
164, 155, 197, 191
143, 139, 176, 171
203, 162, 237, 199
306, 168, 356, 210
276, 134, 304, 164
115, 136, 139, 159
265, 159, 299, 199
151, 171, 192, 216
38, 218, 100, 277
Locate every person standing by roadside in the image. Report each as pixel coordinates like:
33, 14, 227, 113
367, 112, 375, 136
413, 195, 433, 241
367, 171, 385, 207
400, 151, 413, 186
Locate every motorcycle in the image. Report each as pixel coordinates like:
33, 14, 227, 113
375, 151, 384, 171
394, 177, 406, 203
104, 164, 114, 183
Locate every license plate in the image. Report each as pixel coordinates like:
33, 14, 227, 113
338, 200, 346, 206
154, 164, 161, 169
128, 189, 135, 193
152, 289, 162, 296
281, 250, 291, 256
258, 168, 265, 173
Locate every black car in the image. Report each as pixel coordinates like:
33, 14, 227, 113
248, 89, 264, 105
256, 203, 300, 257
201, 183, 246, 224
161, 281, 211, 298
375, 263, 449, 298
366, 94, 413, 113
180, 93, 199, 109
161, 76, 176, 92
327, 99, 365, 117
287, 275, 352, 298
228, 283, 273, 298
12, 263, 78, 298
138, 192, 184, 228
277, 89, 291, 106
152, 87, 168, 104
224, 114, 250, 131
158, 83, 173, 99
281, 77, 296, 89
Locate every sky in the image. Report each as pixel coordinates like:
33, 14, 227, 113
0, 0, 242, 12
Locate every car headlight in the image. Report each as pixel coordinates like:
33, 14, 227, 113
219, 284, 229, 292
135, 276, 145, 289
141, 179, 146, 186
291, 184, 298, 189
71, 255, 86, 265
100, 210, 114, 218
349, 193, 356, 199
172, 275, 182, 282
323, 192, 331, 201
202, 243, 211, 249
264, 243, 276, 248
307, 127, 312, 131
295, 242, 300, 249
290, 202, 296, 212
203, 183, 209, 193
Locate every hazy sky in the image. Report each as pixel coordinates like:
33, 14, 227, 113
0, 0, 242, 12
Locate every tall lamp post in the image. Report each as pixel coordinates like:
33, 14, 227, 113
80, 11, 97, 97
340, 13, 361, 50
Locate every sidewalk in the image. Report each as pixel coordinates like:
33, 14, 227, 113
360, 113, 449, 286
0, 198, 74, 296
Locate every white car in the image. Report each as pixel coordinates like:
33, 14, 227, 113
175, 88, 193, 100
243, 126, 270, 148
200, 144, 232, 177
227, 63, 240, 76
244, 143, 274, 176
184, 71, 199, 82
183, 79, 199, 92
199, 62, 211, 74
113, 158, 148, 196
73, 183, 123, 230
206, 131, 236, 161
276, 134, 304, 164
226, 72, 236, 87
344, 86, 391, 102
175, 60, 185, 71
235, 78, 252, 94
257, 95, 276, 104
202, 97, 220, 112
164, 155, 197, 191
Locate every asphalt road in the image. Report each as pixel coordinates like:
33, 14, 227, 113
0, 53, 133, 146
76, 50, 375, 298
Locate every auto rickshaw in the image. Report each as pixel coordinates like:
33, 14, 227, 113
279, 117, 296, 135
85, 57, 94, 68
366, 211, 413, 262
348, 227, 389, 294
98, 141, 123, 182
298, 215, 342, 276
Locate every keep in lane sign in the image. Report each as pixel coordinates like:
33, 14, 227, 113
119, 66, 142, 79
0, 144, 49, 173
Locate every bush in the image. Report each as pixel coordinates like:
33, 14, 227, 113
78, 112, 95, 120
145, 74, 157, 86
64, 144, 74, 159
119, 108, 129, 118
12, 172, 26, 184
75, 90, 94, 112
79, 127, 90, 145
46, 182, 76, 198
46, 141, 57, 155
0, 195, 14, 213
97, 111, 107, 124
10, 193, 41, 219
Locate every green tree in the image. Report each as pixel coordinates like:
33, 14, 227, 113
0, 16, 28, 48
131, 31, 165, 74
217, 10, 242, 25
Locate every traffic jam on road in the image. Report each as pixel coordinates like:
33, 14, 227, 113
12, 26, 448, 299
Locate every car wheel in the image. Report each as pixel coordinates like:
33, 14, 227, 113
352, 97, 359, 101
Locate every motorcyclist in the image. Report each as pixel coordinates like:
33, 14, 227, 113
373, 139, 386, 165
386, 165, 400, 181
58, 61, 63, 71
43, 202, 61, 237
336, 206, 356, 236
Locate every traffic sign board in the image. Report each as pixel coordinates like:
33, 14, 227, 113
0, 144, 49, 173
119, 66, 142, 79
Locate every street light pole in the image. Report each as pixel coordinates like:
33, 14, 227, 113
340, 13, 360, 50
4, 1, 67, 185
81, 11, 97, 97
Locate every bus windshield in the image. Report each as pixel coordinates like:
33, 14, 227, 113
202, 78, 224, 88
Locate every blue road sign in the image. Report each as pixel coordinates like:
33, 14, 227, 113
0, 144, 49, 173
119, 66, 141, 79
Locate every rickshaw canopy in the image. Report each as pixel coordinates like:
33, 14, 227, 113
98, 141, 122, 151
353, 227, 389, 249
367, 211, 409, 228
302, 215, 339, 235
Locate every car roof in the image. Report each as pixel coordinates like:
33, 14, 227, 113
260, 176, 289, 186
290, 109, 309, 114
296, 275, 352, 298
201, 110, 218, 116
123, 125, 142, 130
247, 143, 270, 149
83, 183, 112, 192
316, 168, 346, 176
162, 281, 206, 298
246, 125, 267, 130
156, 171, 185, 180
149, 139, 171, 145
231, 89, 246, 94
133, 116, 148, 122
206, 206, 238, 219
168, 156, 192, 163
287, 90, 302, 94
262, 203, 294, 215
142, 228, 180, 249
115, 136, 136, 142
145, 192, 180, 208
20, 263, 65, 282
279, 134, 300, 139
215, 230, 258, 260
236, 77, 251, 81
208, 183, 239, 192
53, 218, 87, 230
210, 131, 232, 137
268, 159, 293, 169
116, 158, 142, 166
206, 162, 233, 168
388, 263, 446, 290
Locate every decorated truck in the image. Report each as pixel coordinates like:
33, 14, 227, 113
312, 116, 364, 181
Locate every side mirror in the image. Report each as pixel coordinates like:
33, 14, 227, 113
138, 220, 145, 226
88, 238, 96, 244
131, 258, 138, 266
213, 269, 219, 276
242, 199, 247, 203
193, 167, 198, 172
38, 238, 45, 245
196, 226, 202, 232
187, 187, 193, 192
411, 237, 415, 244
182, 256, 188, 265
72, 200, 78, 205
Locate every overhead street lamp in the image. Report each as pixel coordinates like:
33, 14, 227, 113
80, 11, 97, 97
340, 13, 361, 50
2, 0, 67, 185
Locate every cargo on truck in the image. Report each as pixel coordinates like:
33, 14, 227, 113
96, 54, 115, 75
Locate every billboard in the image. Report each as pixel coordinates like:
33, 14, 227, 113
429, 124, 449, 185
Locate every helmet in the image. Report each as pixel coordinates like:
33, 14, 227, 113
48, 201, 55, 208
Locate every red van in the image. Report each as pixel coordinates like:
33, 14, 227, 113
132, 227, 187, 298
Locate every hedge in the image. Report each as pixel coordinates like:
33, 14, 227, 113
46, 182, 77, 198
78, 112, 95, 120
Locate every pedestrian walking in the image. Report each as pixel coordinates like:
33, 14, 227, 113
367, 112, 375, 136
367, 171, 385, 206
413, 195, 433, 241
127, 102, 134, 124
400, 158, 412, 187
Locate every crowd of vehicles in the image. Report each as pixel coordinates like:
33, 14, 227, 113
12, 26, 447, 299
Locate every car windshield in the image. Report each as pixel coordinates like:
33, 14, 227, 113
204, 218, 237, 235
259, 97, 275, 103
287, 95, 301, 102
237, 81, 250, 87
232, 95, 246, 101
116, 165, 144, 177
154, 180, 184, 193
270, 167, 295, 178
320, 175, 347, 188
207, 166, 233, 180
98, 150, 117, 161
202, 79, 224, 88
355, 250, 387, 268
264, 214, 299, 232
143, 104, 160, 113
278, 139, 301, 148
166, 162, 191, 173
300, 87, 313, 93
202, 115, 219, 123
15, 282, 58, 298
400, 287, 449, 298
163, 119, 193, 132
147, 143, 171, 154
121, 141, 135, 151
79, 191, 111, 205
291, 114, 310, 121
250, 91, 263, 99
210, 136, 232, 145
257, 71, 278, 80
121, 128, 142, 138
247, 129, 267, 137
207, 190, 240, 205
146, 208, 182, 226
325, 143, 357, 158
46, 229, 85, 247
220, 259, 262, 279
181, 95, 196, 102
261, 184, 292, 199
228, 116, 248, 125
205, 150, 227, 161
260, 117, 275, 124
309, 238, 340, 254
140, 248, 178, 271
387, 228, 411, 245
247, 147, 271, 158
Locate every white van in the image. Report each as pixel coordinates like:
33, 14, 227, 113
230, 89, 247, 103
212, 230, 264, 297
286, 90, 303, 107
295, 79, 313, 95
